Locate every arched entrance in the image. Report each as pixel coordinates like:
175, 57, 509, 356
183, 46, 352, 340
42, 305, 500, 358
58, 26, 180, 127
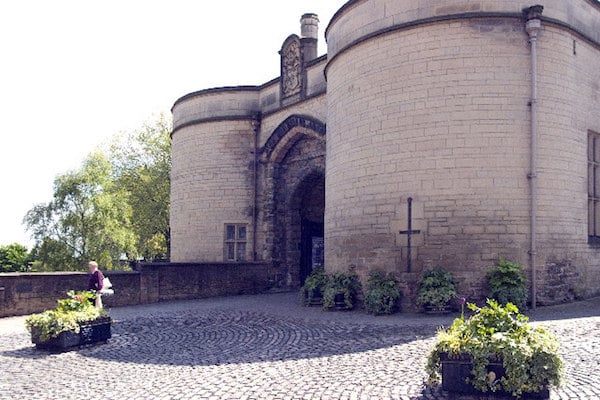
259, 115, 326, 287
278, 167, 325, 287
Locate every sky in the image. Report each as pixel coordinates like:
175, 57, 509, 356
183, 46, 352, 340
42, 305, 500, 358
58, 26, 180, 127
0, 1, 343, 247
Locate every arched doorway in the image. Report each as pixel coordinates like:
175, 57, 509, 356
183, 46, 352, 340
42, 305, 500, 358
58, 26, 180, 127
259, 115, 326, 287
279, 167, 325, 287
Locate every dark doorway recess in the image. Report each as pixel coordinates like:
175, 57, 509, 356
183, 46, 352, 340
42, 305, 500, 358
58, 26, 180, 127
300, 218, 324, 285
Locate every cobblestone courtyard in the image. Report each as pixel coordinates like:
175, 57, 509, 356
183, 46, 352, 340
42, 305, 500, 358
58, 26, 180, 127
1, 293, 599, 399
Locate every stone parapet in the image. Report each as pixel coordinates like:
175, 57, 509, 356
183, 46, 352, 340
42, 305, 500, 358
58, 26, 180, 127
171, 60, 327, 136
0, 263, 270, 317
326, 0, 600, 64
172, 87, 260, 134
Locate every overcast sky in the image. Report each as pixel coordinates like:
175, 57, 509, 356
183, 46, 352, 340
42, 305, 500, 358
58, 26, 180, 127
0, 1, 342, 247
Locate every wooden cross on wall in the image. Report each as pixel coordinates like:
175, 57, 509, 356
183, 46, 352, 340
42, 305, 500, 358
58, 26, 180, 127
399, 197, 421, 272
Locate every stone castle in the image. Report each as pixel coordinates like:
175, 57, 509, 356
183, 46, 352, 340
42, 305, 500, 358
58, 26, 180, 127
170, 0, 600, 306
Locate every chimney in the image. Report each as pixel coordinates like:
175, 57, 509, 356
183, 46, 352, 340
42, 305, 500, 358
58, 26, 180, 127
300, 13, 319, 62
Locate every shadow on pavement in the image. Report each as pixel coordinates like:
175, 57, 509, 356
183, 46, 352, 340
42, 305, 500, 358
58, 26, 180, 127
526, 296, 600, 322
1, 308, 440, 367
3, 294, 599, 369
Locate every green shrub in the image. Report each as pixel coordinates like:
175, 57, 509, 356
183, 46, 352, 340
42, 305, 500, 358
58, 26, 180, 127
25, 290, 109, 342
364, 271, 402, 315
487, 259, 528, 309
322, 271, 362, 310
426, 300, 563, 397
300, 268, 329, 306
416, 268, 458, 309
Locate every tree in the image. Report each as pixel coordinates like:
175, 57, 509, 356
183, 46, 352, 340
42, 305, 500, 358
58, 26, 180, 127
28, 238, 75, 272
107, 114, 171, 261
23, 115, 171, 271
24, 152, 137, 270
0, 243, 31, 272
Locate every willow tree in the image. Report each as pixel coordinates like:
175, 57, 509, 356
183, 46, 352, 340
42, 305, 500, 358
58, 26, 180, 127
24, 115, 171, 270
24, 152, 137, 270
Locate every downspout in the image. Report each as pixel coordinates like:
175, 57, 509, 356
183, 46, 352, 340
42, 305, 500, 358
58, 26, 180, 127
525, 5, 543, 310
252, 114, 262, 262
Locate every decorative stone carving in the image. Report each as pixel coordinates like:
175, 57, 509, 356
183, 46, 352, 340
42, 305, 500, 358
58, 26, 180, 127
281, 35, 302, 98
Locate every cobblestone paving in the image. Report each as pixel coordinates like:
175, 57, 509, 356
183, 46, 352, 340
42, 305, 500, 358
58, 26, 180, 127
0, 293, 599, 400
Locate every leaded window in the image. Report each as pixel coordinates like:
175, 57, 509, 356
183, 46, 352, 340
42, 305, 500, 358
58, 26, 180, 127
224, 224, 247, 262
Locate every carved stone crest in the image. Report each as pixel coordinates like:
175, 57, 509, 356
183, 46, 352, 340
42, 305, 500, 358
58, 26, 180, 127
281, 35, 302, 98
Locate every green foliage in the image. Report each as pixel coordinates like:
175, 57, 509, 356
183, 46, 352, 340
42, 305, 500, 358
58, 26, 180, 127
25, 290, 109, 342
108, 114, 171, 261
23, 115, 171, 270
322, 272, 362, 310
27, 238, 77, 271
24, 152, 136, 271
300, 268, 329, 306
426, 299, 563, 397
364, 271, 402, 315
417, 268, 458, 309
487, 259, 528, 309
0, 243, 32, 272
56, 290, 96, 312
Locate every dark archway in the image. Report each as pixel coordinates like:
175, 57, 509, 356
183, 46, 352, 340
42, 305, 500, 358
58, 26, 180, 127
282, 168, 325, 287
297, 172, 325, 284
259, 115, 326, 288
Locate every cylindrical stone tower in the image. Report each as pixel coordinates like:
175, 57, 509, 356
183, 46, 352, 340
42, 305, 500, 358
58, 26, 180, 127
324, 0, 600, 301
170, 88, 259, 262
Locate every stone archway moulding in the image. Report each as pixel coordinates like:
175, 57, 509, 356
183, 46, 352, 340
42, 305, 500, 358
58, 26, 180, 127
260, 114, 326, 163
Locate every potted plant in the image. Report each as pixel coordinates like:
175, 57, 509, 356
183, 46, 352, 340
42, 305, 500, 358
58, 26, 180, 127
426, 299, 563, 399
487, 258, 528, 309
322, 271, 361, 311
364, 271, 402, 315
416, 268, 458, 313
300, 268, 329, 306
25, 290, 111, 351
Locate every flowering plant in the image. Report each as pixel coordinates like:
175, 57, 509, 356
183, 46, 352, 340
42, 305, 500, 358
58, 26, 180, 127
25, 290, 109, 342
56, 290, 96, 312
426, 299, 563, 397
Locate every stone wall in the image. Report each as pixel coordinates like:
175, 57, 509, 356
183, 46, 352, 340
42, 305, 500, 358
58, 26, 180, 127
325, 0, 600, 61
170, 118, 256, 263
0, 262, 271, 317
168, 1, 600, 305
324, 0, 600, 303
325, 17, 531, 287
533, 23, 600, 303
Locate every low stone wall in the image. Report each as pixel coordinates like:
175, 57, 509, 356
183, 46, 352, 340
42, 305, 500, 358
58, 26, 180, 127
0, 262, 271, 317
134, 262, 272, 304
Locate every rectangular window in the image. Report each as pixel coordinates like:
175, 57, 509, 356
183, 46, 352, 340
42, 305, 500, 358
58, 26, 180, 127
588, 131, 600, 244
224, 224, 247, 262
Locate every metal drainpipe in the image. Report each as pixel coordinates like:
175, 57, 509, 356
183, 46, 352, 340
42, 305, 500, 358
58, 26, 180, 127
252, 114, 262, 262
525, 5, 543, 310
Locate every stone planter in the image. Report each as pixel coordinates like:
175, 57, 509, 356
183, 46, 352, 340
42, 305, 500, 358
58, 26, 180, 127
31, 317, 112, 351
440, 353, 549, 399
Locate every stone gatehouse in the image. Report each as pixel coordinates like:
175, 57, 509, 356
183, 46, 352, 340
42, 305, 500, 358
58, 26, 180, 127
170, 0, 600, 306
